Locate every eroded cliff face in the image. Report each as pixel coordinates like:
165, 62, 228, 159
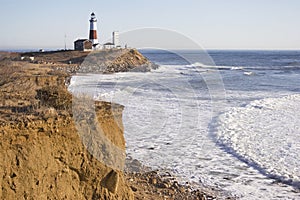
0, 60, 134, 199
20, 49, 158, 74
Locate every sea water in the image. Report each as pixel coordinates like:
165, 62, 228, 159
69, 50, 300, 199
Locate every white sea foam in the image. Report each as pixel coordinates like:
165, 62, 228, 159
188, 62, 245, 71
243, 71, 255, 76
69, 64, 300, 199
216, 94, 300, 186
231, 66, 244, 70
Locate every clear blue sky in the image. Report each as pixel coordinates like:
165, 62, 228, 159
0, 0, 299, 50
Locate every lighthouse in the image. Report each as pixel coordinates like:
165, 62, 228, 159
89, 12, 99, 47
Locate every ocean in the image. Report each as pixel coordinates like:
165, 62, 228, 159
69, 50, 300, 199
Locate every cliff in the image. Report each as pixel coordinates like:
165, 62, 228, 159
20, 49, 158, 74
0, 57, 134, 199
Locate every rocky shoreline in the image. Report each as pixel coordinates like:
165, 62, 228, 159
125, 157, 235, 200
0, 50, 233, 199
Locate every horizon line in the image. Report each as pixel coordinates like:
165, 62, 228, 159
1, 47, 300, 52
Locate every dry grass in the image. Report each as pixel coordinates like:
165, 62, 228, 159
0, 60, 22, 86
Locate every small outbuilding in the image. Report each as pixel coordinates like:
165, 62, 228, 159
103, 42, 114, 49
74, 39, 93, 51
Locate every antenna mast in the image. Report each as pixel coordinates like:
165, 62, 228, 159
64, 34, 67, 50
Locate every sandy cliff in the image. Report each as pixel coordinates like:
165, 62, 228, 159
0, 53, 136, 199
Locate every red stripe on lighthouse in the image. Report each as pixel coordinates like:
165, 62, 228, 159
89, 30, 98, 40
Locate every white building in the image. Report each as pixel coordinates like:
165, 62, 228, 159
112, 31, 120, 48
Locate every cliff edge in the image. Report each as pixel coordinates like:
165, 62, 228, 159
20, 49, 158, 74
0, 54, 135, 199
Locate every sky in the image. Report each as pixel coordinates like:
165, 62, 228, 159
0, 0, 299, 50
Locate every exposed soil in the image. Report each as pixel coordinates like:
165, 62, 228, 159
0, 58, 134, 199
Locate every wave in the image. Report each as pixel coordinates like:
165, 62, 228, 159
186, 62, 300, 72
212, 94, 300, 189
243, 71, 255, 76
187, 62, 244, 71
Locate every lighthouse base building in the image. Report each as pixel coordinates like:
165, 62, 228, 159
74, 39, 93, 51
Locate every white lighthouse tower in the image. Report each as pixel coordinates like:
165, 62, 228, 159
89, 12, 99, 47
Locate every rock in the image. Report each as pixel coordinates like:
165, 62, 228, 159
130, 186, 137, 192
149, 177, 157, 185
77, 49, 157, 73
101, 169, 119, 194
172, 181, 179, 189
157, 182, 170, 189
